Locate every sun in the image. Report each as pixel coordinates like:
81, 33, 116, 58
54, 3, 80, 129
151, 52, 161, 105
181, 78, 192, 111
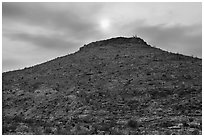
100, 19, 110, 30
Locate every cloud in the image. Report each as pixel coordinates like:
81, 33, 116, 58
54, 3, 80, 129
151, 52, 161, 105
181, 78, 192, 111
2, 2, 103, 38
4, 32, 80, 50
135, 23, 202, 57
2, 2, 202, 72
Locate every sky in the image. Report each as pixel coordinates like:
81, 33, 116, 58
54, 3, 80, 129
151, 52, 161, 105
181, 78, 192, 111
2, 2, 202, 72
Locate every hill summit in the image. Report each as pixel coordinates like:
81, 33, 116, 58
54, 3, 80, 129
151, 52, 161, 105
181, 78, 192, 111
2, 36, 202, 135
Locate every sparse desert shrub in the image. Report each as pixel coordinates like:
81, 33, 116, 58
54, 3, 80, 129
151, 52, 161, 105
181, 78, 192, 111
159, 121, 174, 128
44, 127, 53, 134
191, 129, 200, 135
189, 117, 194, 122
98, 124, 111, 132
32, 126, 44, 135
32, 82, 43, 90
3, 124, 18, 133
127, 119, 138, 128
13, 115, 24, 123
164, 130, 172, 135
56, 127, 72, 135
182, 121, 189, 127
24, 118, 35, 125
149, 89, 173, 99
16, 123, 29, 133
127, 100, 140, 109
2, 126, 9, 134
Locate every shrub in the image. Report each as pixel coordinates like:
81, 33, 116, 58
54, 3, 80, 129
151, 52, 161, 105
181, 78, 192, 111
44, 127, 53, 134
191, 129, 200, 135
32, 82, 43, 90
159, 121, 174, 128
127, 119, 138, 128
182, 121, 189, 127
189, 117, 194, 122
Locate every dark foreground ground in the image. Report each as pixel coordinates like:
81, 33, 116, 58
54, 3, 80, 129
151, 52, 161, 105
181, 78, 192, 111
2, 37, 202, 135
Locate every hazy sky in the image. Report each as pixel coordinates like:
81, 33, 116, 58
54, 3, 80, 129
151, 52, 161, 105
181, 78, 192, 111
2, 2, 202, 72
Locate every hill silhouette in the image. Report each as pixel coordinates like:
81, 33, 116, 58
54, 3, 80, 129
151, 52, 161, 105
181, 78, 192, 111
2, 36, 202, 135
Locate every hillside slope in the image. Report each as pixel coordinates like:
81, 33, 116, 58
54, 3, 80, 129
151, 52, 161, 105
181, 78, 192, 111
2, 37, 202, 135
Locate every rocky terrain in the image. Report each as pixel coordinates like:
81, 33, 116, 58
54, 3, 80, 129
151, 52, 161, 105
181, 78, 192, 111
2, 36, 202, 135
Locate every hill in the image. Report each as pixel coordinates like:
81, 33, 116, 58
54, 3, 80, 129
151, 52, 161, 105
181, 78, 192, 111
2, 36, 202, 135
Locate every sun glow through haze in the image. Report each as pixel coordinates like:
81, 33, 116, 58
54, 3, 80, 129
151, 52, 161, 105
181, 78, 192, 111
100, 19, 110, 31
